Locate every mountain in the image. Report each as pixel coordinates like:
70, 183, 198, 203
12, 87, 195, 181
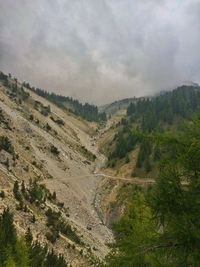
97, 85, 200, 266
103, 90, 200, 267
0, 71, 112, 266
105, 84, 200, 178
182, 81, 199, 87
1, 69, 200, 267
22, 81, 106, 122
99, 97, 139, 116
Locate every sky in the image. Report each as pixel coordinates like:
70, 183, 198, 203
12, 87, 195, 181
0, 0, 200, 105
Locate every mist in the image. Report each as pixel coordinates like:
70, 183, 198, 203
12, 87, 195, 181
0, 0, 200, 105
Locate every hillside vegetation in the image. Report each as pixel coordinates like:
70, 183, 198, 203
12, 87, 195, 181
0, 208, 68, 267
106, 85, 200, 177
21, 80, 106, 123
1, 69, 200, 267
99, 98, 138, 116
104, 113, 200, 266
0, 71, 112, 266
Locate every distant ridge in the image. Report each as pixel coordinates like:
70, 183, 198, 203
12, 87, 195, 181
182, 81, 199, 87
100, 81, 200, 116
99, 97, 139, 115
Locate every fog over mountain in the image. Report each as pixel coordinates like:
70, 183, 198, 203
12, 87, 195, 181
0, 0, 200, 104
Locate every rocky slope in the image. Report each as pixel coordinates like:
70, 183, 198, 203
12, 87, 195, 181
0, 74, 113, 266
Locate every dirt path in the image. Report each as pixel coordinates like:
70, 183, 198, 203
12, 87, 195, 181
61, 172, 155, 185
94, 173, 155, 184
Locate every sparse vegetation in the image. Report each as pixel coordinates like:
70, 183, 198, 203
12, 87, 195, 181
80, 145, 96, 162
0, 190, 5, 198
50, 144, 60, 155
45, 208, 81, 244
107, 85, 200, 177
22, 81, 106, 122
0, 208, 68, 267
13, 180, 22, 201
0, 135, 15, 155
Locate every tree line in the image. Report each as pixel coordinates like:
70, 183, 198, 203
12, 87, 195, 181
108, 85, 200, 176
22, 82, 106, 122
127, 85, 200, 132
0, 208, 68, 267
0, 72, 106, 122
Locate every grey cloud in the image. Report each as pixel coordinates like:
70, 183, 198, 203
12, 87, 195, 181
0, 0, 200, 104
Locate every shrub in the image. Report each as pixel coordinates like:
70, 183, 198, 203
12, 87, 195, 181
0, 190, 5, 198
50, 145, 60, 155
0, 136, 14, 155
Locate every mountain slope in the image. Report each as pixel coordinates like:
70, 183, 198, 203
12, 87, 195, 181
0, 71, 112, 266
105, 84, 200, 178
99, 97, 138, 116
22, 80, 106, 122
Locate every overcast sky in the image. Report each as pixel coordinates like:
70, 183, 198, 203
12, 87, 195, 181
0, 0, 200, 105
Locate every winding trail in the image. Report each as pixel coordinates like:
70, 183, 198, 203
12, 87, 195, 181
94, 173, 155, 184
63, 172, 155, 185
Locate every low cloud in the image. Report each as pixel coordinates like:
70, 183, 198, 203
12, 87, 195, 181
0, 0, 200, 104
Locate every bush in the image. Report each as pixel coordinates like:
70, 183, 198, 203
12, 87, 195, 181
125, 155, 130, 164
46, 230, 59, 243
13, 181, 22, 201
46, 123, 52, 131
28, 180, 45, 204
50, 145, 60, 155
0, 190, 5, 198
0, 136, 14, 155
45, 208, 81, 244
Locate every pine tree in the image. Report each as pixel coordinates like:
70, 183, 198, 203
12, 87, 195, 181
13, 181, 22, 201
25, 228, 33, 244
104, 114, 200, 266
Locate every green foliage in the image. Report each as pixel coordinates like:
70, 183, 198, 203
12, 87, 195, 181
104, 115, 200, 266
25, 228, 33, 244
23, 82, 106, 122
108, 85, 200, 175
31, 215, 36, 224
19, 179, 58, 208
127, 85, 200, 131
28, 180, 45, 204
108, 127, 139, 161
52, 191, 56, 200
46, 230, 59, 243
80, 145, 96, 162
0, 136, 14, 155
0, 208, 68, 267
0, 190, 5, 198
50, 145, 60, 156
104, 192, 158, 267
0, 209, 29, 267
41, 105, 51, 116
0, 72, 9, 83
125, 154, 130, 164
45, 208, 81, 244
13, 181, 22, 201
28, 241, 68, 267
45, 123, 52, 131
136, 140, 152, 169
0, 72, 9, 87
45, 249, 67, 267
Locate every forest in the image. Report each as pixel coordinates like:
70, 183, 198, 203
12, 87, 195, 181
22, 81, 106, 122
107, 85, 200, 176
104, 112, 200, 266
0, 208, 68, 267
0, 72, 106, 123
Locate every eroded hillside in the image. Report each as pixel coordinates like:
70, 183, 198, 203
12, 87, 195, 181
0, 73, 113, 266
